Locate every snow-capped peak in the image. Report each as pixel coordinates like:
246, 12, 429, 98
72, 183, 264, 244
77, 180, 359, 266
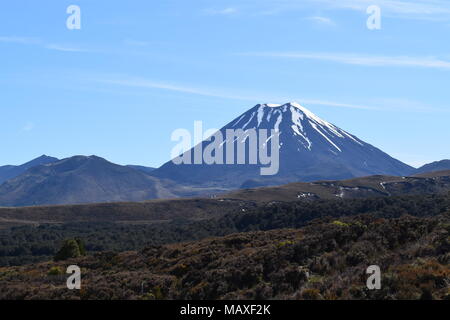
230, 102, 365, 154
154, 101, 414, 188
268, 102, 330, 126
265, 103, 282, 108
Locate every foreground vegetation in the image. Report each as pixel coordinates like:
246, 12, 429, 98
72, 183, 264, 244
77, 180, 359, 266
0, 193, 448, 299
1, 194, 448, 266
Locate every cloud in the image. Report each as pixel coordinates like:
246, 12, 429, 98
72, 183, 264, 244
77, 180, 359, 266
238, 51, 450, 69
45, 44, 88, 52
204, 7, 238, 15
21, 122, 35, 132
0, 35, 89, 53
241, 0, 450, 20
93, 74, 448, 114
306, 16, 336, 26
313, 0, 450, 17
95, 75, 383, 111
0, 36, 40, 45
299, 99, 376, 110
97, 77, 258, 101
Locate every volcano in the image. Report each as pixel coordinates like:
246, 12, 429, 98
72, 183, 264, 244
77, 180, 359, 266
151, 102, 414, 188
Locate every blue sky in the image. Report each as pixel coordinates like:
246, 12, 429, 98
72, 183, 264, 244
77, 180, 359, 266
1, 0, 449, 168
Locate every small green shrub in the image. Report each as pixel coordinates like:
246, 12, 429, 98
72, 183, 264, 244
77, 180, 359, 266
277, 240, 295, 248
332, 220, 350, 228
48, 266, 64, 276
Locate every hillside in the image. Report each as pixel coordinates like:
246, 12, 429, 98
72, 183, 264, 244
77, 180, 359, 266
222, 172, 450, 202
0, 198, 254, 229
0, 155, 58, 185
1, 171, 449, 229
0, 156, 176, 207
0, 204, 448, 300
415, 160, 450, 174
126, 165, 156, 174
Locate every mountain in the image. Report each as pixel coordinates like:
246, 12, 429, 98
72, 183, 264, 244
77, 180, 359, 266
0, 155, 175, 207
126, 165, 156, 174
0, 155, 59, 185
151, 102, 414, 189
415, 160, 450, 175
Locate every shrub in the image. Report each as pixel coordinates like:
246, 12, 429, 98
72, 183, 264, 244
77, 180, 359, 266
301, 288, 322, 300
332, 221, 350, 228
276, 240, 295, 248
48, 266, 64, 276
76, 239, 86, 256
54, 239, 82, 261
153, 286, 164, 300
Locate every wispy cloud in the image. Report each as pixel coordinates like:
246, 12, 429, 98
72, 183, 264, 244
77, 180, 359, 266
238, 51, 450, 69
0, 35, 90, 53
21, 122, 35, 132
313, 0, 450, 17
299, 99, 375, 110
0, 36, 40, 45
97, 77, 260, 101
44, 44, 88, 52
92, 74, 448, 114
306, 16, 336, 26
95, 75, 426, 112
203, 7, 238, 16
242, 0, 450, 20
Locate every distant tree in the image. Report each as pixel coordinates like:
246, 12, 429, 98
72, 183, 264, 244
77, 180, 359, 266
54, 239, 82, 261
75, 238, 86, 256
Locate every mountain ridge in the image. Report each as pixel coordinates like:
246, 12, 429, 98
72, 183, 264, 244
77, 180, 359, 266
0, 155, 175, 207
0, 155, 59, 185
415, 159, 450, 174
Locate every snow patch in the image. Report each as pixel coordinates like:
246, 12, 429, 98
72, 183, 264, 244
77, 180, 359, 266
257, 105, 265, 126
233, 114, 246, 127
242, 112, 255, 129
274, 112, 283, 132
309, 121, 342, 152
